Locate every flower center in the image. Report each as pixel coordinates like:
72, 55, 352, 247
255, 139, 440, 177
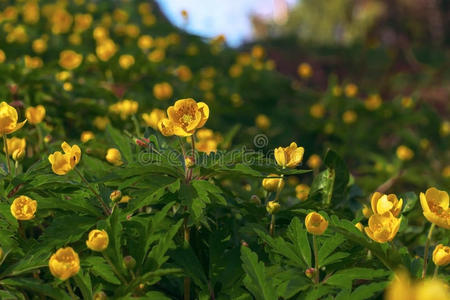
181, 114, 193, 124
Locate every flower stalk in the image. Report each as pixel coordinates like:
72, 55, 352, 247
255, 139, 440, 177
422, 223, 435, 278
313, 234, 319, 284
74, 168, 111, 216
3, 134, 11, 173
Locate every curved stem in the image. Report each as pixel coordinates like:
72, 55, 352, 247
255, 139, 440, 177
313, 235, 319, 284
269, 214, 276, 236
433, 265, 439, 278
74, 167, 110, 216
65, 279, 77, 299
3, 134, 11, 174
102, 252, 127, 284
183, 206, 191, 300
422, 223, 435, 278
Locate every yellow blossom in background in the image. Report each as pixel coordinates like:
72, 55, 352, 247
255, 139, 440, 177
344, 83, 358, 97
25, 105, 46, 125
59, 50, 82, 70
96, 39, 118, 61
401, 97, 413, 108
365, 212, 401, 243
56, 71, 71, 82
396, 145, 414, 161
51, 9, 73, 34
186, 43, 199, 56
148, 48, 165, 63
63, 82, 73, 91
4, 137, 26, 161
175, 65, 192, 82
32, 39, 47, 54
120, 195, 131, 203
138, 35, 153, 50
362, 204, 373, 218
109, 99, 138, 120
230, 93, 243, 107
251, 45, 264, 59
93, 26, 108, 41
420, 187, 449, 229
274, 142, 304, 168
307, 154, 322, 169
441, 121, 450, 137
432, 244, 450, 267
125, 24, 140, 38
295, 184, 310, 201
80, 131, 95, 143
119, 54, 135, 69
24, 55, 43, 69
266, 201, 280, 214
414, 278, 450, 300
297, 63, 312, 79
74, 13, 93, 32
22, 1, 40, 24
370, 192, 403, 217
262, 174, 284, 192
93, 116, 109, 130
342, 110, 357, 124
0, 102, 27, 135
229, 64, 242, 77
365, 94, 382, 110
106, 148, 123, 166
49, 247, 80, 281
443, 165, 450, 178
195, 129, 220, 154
181, 9, 188, 20
255, 114, 271, 130
305, 212, 328, 235
0, 50, 5, 63
86, 229, 109, 252
10, 195, 37, 220
355, 222, 364, 232
68, 34, 82, 46
158, 98, 209, 137
310, 103, 325, 119
6, 26, 28, 44
153, 82, 173, 100
48, 142, 81, 175
142, 109, 166, 130
384, 270, 412, 300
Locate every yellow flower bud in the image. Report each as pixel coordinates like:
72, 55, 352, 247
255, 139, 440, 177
440, 121, 450, 137
266, 201, 280, 214
86, 229, 109, 252
10, 195, 37, 220
295, 184, 310, 201
138, 35, 153, 50
355, 222, 364, 232
0, 102, 27, 135
262, 174, 284, 192
120, 195, 131, 203
364, 212, 401, 243
362, 204, 373, 218
25, 105, 46, 125
49, 247, 80, 281
420, 187, 449, 229
401, 97, 413, 108
364, 94, 382, 110
185, 157, 194, 168
123, 255, 136, 270
432, 244, 450, 267
4, 137, 26, 161
274, 142, 304, 168
106, 148, 123, 166
93, 291, 107, 300
396, 145, 414, 161
80, 131, 95, 143
305, 212, 328, 235
370, 192, 403, 217
0, 50, 6, 63
110, 190, 122, 202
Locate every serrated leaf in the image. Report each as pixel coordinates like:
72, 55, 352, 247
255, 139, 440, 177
84, 256, 121, 285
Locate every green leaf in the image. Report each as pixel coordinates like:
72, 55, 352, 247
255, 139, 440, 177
1, 252, 49, 277
106, 124, 133, 163
170, 241, 208, 288
73, 271, 93, 300
84, 256, 121, 285
286, 217, 312, 267
350, 281, 388, 300
192, 179, 227, 205
0, 278, 70, 300
318, 235, 346, 267
326, 268, 389, 289
401, 192, 418, 213
240, 246, 277, 300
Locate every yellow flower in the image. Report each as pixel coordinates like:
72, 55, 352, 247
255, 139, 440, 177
344, 83, 358, 98
370, 192, 403, 217
401, 97, 413, 108
266, 201, 280, 214
148, 48, 165, 63
297, 63, 312, 79
142, 109, 166, 130
306, 154, 321, 169
364, 212, 401, 243
51, 9, 73, 34
86, 229, 109, 252
119, 54, 135, 69
441, 121, 450, 137
80, 131, 95, 143
159, 98, 209, 137
0, 102, 27, 135
310, 103, 325, 119
56, 71, 71, 82
106, 148, 123, 166
138, 35, 153, 50
443, 165, 450, 178
420, 187, 449, 229
305, 212, 328, 235
274, 142, 304, 168
96, 39, 118, 62
153, 82, 173, 101
385, 270, 412, 300
22, 1, 40, 24
255, 114, 271, 130
0, 49, 5, 63
93, 26, 109, 41
74, 14, 93, 32
175, 65, 192, 82
24, 56, 42, 69
49, 247, 80, 281
4, 137, 26, 161
355, 222, 364, 232
396, 145, 414, 161
295, 184, 310, 201
109, 99, 138, 120
10, 195, 37, 220
120, 195, 131, 203
32, 39, 47, 54
48, 142, 81, 175
59, 50, 83, 70
362, 204, 373, 218
25, 105, 46, 125
93, 116, 109, 130
110, 190, 122, 202
365, 94, 382, 110
251, 45, 264, 59
342, 110, 357, 124
432, 244, 450, 267
262, 174, 284, 192
414, 278, 450, 300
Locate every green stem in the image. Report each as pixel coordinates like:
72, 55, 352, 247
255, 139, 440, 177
433, 265, 439, 278
65, 279, 77, 300
74, 168, 110, 216
36, 124, 44, 151
422, 223, 435, 278
102, 252, 127, 284
3, 134, 11, 174
313, 235, 319, 284
183, 207, 191, 300
269, 214, 276, 236
131, 114, 141, 138
273, 174, 284, 202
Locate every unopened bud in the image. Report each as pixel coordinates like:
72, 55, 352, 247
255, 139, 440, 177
185, 157, 194, 168
305, 268, 315, 279
241, 240, 249, 247
266, 201, 280, 214
250, 195, 261, 205
123, 255, 136, 270
110, 190, 122, 202
12, 149, 25, 161
93, 291, 107, 300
